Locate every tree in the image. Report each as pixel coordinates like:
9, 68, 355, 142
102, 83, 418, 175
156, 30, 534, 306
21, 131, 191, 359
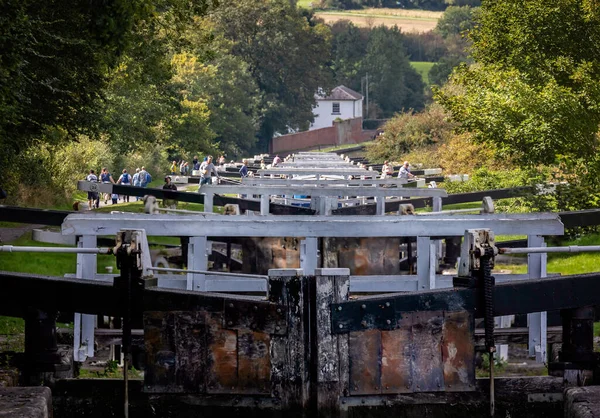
361, 26, 425, 117
435, 6, 477, 39
331, 21, 368, 91
209, 0, 332, 151
436, 0, 600, 166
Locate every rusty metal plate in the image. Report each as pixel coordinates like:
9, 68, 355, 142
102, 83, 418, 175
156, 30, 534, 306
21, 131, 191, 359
381, 316, 413, 394
237, 330, 271, 394
411, 311, 444, 392
349, 329, 381, 395
441, 311, 475, 392
331, 298, 396, 333
223, 299, 287, 335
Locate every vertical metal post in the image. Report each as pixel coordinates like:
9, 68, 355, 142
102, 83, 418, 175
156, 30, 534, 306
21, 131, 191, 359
187, 236, 209, 291
527, 235, 547, 361
74, 235, 97, 362
300, 237, 318, 276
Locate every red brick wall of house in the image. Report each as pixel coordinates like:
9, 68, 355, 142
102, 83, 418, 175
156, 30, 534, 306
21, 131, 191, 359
270, 117, 375, 154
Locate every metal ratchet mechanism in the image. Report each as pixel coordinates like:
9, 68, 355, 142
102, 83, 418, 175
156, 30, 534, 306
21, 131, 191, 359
454, 229, 499, 417
112, 230, 156, 418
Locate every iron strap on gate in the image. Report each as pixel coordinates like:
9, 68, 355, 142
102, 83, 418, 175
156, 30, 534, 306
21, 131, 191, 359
330, 273, 600, 333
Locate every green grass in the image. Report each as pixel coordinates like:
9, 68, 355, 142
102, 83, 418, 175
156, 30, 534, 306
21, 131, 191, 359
297, 0, 313, 7
410, 61, 435, 85
320, 141, 373, 153
0, 232, 117, 276
496, 233, 600, 276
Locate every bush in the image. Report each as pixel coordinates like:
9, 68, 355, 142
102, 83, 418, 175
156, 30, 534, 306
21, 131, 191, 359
366, 104, 454, 163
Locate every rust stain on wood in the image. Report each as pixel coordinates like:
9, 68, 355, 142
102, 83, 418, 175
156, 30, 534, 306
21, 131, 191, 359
206, 313, 238, 393
143, 312, 181, 392
411, 311, 444, 392
349, 329, 381, 395
381, 316, 413, 394
237, 330, 271, 394
441, 311, 475, 392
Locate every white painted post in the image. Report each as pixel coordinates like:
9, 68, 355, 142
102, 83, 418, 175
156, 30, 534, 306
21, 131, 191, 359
300, 237, 318, 276
187, 236, 209, 291
204, 192, 214, 213
375, 193, 385, 215
417, 237, 435, 290
260, 194, 270, 215
527, 235, 547, 361
74, 235, 97, 362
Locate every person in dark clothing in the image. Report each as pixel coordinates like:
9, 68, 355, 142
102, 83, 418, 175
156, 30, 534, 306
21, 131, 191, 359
162, 176, 178, 209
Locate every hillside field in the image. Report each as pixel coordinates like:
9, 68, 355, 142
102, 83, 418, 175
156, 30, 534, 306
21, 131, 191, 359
301, 5, 442, 32
410, 61, 435, 84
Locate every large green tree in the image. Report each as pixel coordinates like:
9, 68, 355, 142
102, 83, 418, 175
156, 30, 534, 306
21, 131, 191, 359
361, 26, 425, 117
209, 0, 332, 151
436, 0, 600, 166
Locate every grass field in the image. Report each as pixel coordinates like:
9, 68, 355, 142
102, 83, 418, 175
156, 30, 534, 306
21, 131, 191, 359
496, 233, 600, 276
313, 8, 441, 31
410, 61, 435, 85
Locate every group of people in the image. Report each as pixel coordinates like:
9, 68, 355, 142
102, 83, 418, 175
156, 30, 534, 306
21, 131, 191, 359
85, 166, 152, 210
381, 161, 415, 180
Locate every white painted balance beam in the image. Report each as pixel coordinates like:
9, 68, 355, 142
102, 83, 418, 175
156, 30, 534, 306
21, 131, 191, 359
62, 213, 564, 238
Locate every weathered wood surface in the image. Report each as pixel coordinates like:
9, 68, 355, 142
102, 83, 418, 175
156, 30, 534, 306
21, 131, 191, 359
325, 238, 400, 275
268, 270, 310, 410
346, 310, 475, 395
143, 293, 286, 395
314, 272, 350, 413
0, 387, 52, 418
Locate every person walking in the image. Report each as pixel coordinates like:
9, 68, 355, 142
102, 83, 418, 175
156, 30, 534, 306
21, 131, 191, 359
162, 176, 178, 209
86, 169, 98, 210
100, 167, 115, 204
170, 160, 178, 175
140, 166, 152, 188
239, 159, 249, 179
132, 168, 141, 201
117, 169, 132, 202
198, 156, 220, 189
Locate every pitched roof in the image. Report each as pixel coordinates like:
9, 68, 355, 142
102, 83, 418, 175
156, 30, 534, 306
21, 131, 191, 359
318, 85, 363, 101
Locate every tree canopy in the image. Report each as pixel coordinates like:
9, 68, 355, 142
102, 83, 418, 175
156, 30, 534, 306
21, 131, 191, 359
436, 0, 600, 166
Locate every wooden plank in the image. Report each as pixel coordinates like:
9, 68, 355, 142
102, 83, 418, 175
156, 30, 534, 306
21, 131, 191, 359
381, 317, 413, 394
237, 330, 271, 394
174, 311, 208, 393
441, 311, 475, 392
206, 313, 238, 393
411, 311, 444, 392
143, 311, 181, 393
336, 275, 351, 400
349, 329, 381, 395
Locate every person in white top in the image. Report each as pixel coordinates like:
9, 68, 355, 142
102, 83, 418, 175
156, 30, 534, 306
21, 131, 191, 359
381, 161, 394, 179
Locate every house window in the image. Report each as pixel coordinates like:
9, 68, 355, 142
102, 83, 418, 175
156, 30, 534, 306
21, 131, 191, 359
332, 102, 340, 115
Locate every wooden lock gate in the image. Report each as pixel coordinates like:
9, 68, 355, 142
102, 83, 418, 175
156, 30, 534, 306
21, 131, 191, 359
142, 268, 477, 414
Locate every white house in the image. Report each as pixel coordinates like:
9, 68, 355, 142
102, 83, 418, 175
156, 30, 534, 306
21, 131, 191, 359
310, 85, 363, 131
